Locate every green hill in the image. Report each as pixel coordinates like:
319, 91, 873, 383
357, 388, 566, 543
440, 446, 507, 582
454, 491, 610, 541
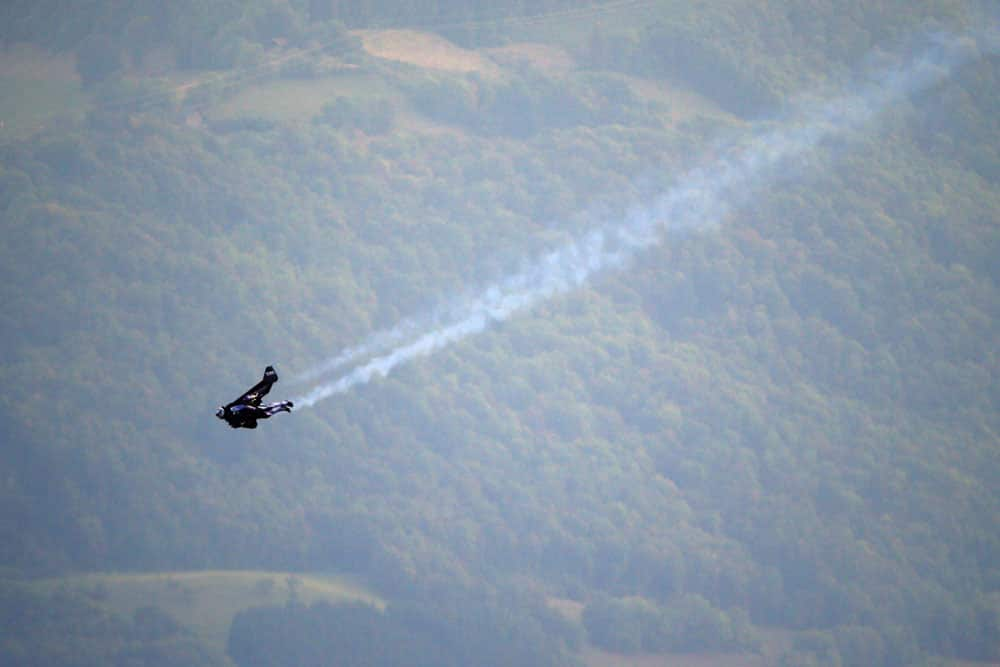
1, 2, 998, 666
39, 571, 381, 654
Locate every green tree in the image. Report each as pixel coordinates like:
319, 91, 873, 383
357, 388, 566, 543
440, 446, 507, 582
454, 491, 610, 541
76, 34, 123, 86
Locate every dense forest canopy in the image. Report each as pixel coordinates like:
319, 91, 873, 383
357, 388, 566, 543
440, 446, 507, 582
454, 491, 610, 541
1, 1, 998, 666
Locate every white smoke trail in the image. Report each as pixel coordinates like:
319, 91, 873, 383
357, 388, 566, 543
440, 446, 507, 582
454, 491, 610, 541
293, 30, 995, 409
291, 319, 422, 384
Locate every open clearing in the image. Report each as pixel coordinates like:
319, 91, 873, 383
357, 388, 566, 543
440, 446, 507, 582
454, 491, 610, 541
206, 26, 726, 131
0, 44, 86, 142
583, 650, 764, 667
44, 570, 383, 654
356, 29, 501, 76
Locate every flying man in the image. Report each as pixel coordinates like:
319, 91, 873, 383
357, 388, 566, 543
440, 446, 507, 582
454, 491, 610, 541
216, 366, 293, 429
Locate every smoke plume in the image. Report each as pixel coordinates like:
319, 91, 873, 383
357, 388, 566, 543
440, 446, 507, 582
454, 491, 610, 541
293, 30, 995, 409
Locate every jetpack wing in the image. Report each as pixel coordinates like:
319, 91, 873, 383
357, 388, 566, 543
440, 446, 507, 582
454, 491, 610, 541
226, 366, 278, 409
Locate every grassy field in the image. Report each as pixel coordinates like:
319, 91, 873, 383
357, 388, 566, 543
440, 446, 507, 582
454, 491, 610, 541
42, 570, 383, 655
583, 649, 765, 667
205, 23, 726, 130
357, 29, 502, 76
0, 46, 87, 143
0, 4, 721, 141
582, 631, 1000, 667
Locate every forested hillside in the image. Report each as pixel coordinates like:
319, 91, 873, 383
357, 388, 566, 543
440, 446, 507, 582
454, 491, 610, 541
1, 1, 998, 666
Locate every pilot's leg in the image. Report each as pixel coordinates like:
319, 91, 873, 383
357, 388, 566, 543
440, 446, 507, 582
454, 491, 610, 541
262, 402, 292, 416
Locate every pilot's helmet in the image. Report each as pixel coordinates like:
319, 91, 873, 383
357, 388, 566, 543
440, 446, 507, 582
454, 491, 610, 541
216, 407, 225, 418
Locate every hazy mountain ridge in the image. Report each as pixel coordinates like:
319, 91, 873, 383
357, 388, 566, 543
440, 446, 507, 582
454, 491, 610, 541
1, 2, 998, 666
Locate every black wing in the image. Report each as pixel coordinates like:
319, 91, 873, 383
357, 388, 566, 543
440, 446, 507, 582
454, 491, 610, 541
226, 366, 278, 409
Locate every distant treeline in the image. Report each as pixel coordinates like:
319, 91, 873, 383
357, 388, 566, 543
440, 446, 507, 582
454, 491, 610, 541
0, 1, 599, 75
228, 590, 578, 667
2, 1, 974, 115
0, 582, 222, 667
